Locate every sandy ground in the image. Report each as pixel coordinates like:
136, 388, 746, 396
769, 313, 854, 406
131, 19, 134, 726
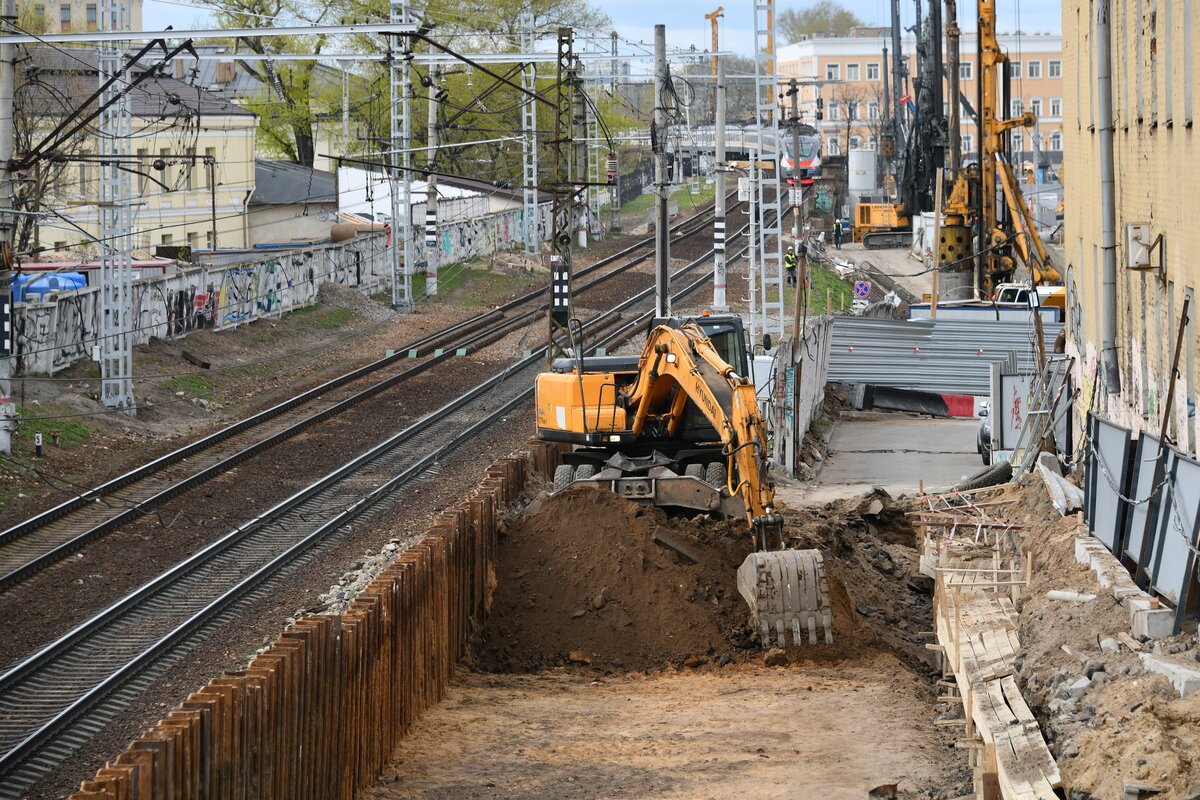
369, 658, 950, 800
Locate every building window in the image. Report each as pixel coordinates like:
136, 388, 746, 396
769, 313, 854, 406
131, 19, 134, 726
866, 62, 880, 80
59, 3, 69, 32
1029, 97, 1042, 117
825, 63, 840, 81
187, 232, 199, 249
161, 233, 174, 245
1027, 60, 1041, 79
1050, 97, 1062, 117
868, 136, 878, 150
1012, 132, 1024, 152
827, 136, 841, 155
961, 134, 973, 153
1049, 131, 1062, 151
206, 230, 216, 248
1048, 59, 1062, 78
868, 101, 880, 120
185, 147, 195, 191
1008, 61, 1021, 78
849, 135, 861, 149
959, 62, 973, 80
85, 3, 96, 29
33, 3, 44, 21
846, 63, 860, 81
828, 100, 840, 120
1011, 99, 1024, 117
847, 100, 858, 120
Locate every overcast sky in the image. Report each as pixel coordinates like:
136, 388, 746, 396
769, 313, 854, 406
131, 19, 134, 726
141, 0, 1061, 59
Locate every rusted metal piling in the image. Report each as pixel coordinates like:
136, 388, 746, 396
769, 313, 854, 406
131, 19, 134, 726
68, 442, 562, 800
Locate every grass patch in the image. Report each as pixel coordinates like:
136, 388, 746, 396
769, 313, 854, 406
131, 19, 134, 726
164, 373, 215, 397
310, 307, 356, 329
779, 262, 855, 313
15, 407, 91, 448
285, 303, 322, 317
414, 262, 529, 307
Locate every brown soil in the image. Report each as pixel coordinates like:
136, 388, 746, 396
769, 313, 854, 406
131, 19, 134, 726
989, 478, 1200, 799
478, 482, 940, 677
477, 484, 752, 672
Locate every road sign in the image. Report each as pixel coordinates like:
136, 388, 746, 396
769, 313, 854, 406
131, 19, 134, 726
853, 280, 871, 299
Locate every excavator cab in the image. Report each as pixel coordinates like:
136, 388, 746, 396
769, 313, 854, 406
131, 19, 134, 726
534, 317, 834, 648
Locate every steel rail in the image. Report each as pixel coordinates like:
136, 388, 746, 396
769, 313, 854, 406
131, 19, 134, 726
0, 222, 752, 794
0, 202, 725, 590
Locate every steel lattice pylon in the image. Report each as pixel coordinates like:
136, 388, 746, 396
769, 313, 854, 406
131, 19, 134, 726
752, 0, 784, 344
389, 0, 413, 308
520, 15, 538, 255
98, 0, 134, 413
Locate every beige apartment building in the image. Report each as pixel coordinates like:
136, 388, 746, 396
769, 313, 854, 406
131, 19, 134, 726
26, 47, 257, 253
23, 0, 143, 31
1062, 0, 1200, 453
778, 28, 1063, 170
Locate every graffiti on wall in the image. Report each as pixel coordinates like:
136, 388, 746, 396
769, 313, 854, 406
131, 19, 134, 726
15, 204, 553, 375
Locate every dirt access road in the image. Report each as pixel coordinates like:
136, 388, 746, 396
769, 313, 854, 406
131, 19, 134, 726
369, 659, 948, 800
367, 452, 972, 798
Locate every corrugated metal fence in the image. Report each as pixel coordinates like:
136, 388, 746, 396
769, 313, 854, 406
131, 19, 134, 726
827, 316, 1063, 396
67, 442, 563, 800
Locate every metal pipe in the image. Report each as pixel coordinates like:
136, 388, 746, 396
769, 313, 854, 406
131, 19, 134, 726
713, 54, 727, 310
654, 24, 670, 317
1097, 0, 1121, 394
945, 0, 961, 178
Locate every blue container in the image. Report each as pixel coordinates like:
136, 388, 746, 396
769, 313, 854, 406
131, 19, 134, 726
13, 272, 87, 302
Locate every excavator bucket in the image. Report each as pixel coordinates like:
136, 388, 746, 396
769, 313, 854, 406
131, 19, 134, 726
737, 549, 834, 648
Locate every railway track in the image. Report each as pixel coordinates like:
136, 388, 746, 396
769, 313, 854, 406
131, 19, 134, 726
0, 223, 755, 797
0, 203, 727, 593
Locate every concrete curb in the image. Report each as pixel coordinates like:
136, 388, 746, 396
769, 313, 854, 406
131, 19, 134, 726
1073, 530, 1175, 639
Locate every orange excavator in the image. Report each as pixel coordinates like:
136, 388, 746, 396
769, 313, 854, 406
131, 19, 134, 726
535, 316, 833, 647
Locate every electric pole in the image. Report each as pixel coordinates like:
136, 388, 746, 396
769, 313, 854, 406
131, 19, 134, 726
712, 54, 727, 311
610, 30, 622, 233
787, 78, 801, 246
575, 60, 588, 249
425, 64, 438, 296
653, 24, 670, 318
0, 0, 15, 452
547, 27, 579, 365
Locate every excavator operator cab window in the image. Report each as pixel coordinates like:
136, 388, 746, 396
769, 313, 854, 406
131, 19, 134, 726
696, 321, 748, 378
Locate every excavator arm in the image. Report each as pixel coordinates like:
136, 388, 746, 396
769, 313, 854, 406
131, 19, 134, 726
621, 323, 781, 544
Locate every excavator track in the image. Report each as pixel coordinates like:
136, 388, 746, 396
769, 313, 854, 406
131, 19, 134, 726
861, 231, 912, 250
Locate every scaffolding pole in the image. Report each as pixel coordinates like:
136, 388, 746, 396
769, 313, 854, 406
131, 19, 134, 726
98, 0, 134, 414
389, 0, 413, 308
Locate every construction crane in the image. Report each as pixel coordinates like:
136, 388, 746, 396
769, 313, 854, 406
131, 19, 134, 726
941, 0, 1060, 296
704, 7, 724, 78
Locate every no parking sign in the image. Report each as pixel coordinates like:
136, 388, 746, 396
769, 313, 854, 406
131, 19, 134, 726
853, 280, 871, 299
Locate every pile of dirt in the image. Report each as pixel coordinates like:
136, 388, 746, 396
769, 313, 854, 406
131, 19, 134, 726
990, 478, 1200, 798
476, 481, 938, 675
476, 484, 751, 672
781, 489, 937, 669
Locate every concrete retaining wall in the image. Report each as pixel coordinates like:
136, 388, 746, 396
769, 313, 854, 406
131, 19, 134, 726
15, 205, 551, 375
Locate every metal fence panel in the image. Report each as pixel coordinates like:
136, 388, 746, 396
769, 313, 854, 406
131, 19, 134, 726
1085, 413, 1133, 553
827, 316, 1062, 396
1150, 450, 1200, 604
1123, 433, 1163, 564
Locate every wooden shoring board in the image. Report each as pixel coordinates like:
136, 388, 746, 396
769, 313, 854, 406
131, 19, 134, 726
936, 572, 1060, 799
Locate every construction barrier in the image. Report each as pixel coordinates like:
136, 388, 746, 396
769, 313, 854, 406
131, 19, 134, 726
67, 441, 565, 800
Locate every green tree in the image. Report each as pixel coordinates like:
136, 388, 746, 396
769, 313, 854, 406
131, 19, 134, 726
778, 0, 865, 43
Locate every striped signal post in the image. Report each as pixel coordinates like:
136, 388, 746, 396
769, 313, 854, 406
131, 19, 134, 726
425, 64, 439, 295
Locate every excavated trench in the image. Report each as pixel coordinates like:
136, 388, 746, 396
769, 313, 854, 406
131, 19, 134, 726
366, 482, 975, 799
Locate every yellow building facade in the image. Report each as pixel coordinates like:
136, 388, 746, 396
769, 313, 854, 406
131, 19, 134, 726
1062, 0, 1200, 453
27, 47, 257, 253
778, 29, 1064, 168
